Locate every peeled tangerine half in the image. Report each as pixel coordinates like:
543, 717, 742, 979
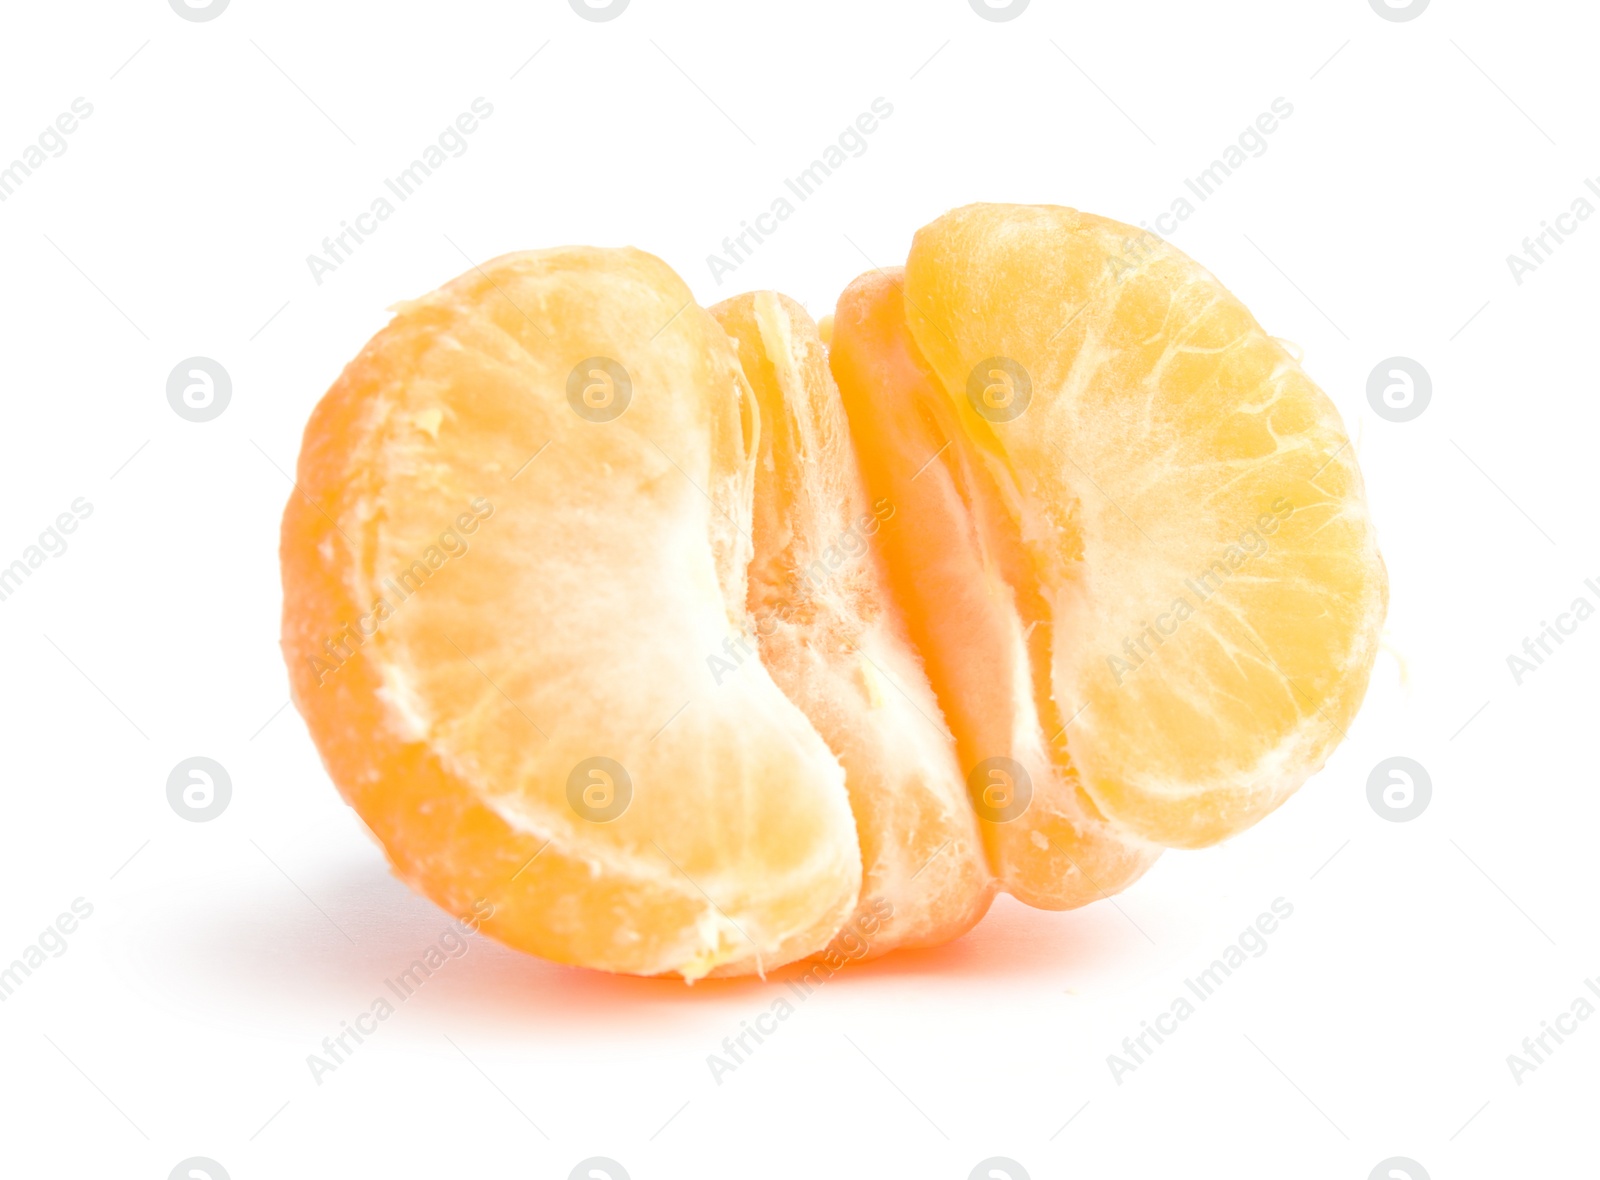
280, 204, 1386, 979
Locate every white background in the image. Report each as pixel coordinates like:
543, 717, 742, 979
0, 1, 1595, 1177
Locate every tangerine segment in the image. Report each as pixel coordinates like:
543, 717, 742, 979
903, 204, 1387, 848
829, 270, 1158, 908
710, 291, 994, 958
281, 247, 861, 978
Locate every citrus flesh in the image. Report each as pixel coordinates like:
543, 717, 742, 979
828, 270, 1159, 907
280, 205, 1387, 977
282, 248, 862, 978
708, 291, 994, 957
901, 204, 1387, 847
